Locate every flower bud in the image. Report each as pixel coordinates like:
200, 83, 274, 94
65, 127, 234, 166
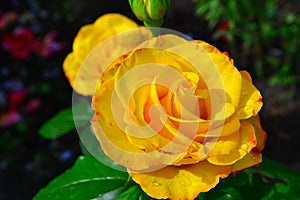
129, 0, 170, 27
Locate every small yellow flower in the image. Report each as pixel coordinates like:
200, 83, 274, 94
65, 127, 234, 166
91, 34, 267, 199
63, 13, 151, 96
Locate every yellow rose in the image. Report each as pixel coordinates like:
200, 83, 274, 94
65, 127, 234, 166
91, 34, 267, 199
63, 13, 151, 96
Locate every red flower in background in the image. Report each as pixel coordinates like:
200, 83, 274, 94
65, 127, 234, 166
0, 88, 26, 127
0, 88, 42, 127
217, 20, 229, 43
218, 20, 229, 30
8, 88, 28, 111
33, 31, 64, 58
2, 28, 35, 59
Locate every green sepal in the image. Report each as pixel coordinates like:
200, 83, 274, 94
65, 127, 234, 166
128, 0, 151, 22
143, 18, 164, 27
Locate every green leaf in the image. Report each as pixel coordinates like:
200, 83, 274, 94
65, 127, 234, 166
33, 156, 130, 200
198, 156, 300, 199
79, 127, 127, 172
39, 106, 73, 139
39, 100, 93, 139
249, 157, 300, 199
116, 185, 143, 200
195, 0, 223, 28
95, 187, 126, 200
195, 0, 211, 15
138, 192, 154, 200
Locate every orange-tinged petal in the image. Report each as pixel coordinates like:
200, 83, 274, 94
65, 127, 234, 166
159, 88, 174, 117
237, 70, 263, 119
243, 115, 267, 151
232, 151, 262, 173
207, 122, 257, 165
129, 161, 232, 200
240, 69, 252, 82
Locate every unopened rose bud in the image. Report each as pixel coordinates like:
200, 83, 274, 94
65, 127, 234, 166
129, 0, 170, 27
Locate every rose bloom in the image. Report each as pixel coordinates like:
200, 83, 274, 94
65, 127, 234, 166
90, 35, 267, 199
2, 28, 35, 59
64, 13, 266, 200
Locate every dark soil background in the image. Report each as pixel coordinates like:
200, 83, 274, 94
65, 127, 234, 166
0, 0, 300, 199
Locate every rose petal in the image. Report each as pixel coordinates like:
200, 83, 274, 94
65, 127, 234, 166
136, 34, 187, 50
194, 41, 242, 109
126, 85, 178, 152
232, 151, 262, 173
243, 115, 267, 151
206, 130, 240, 157
207, 122, 257, 165
237, 70, 263, 119
171, 117, 241, 139
172, 143, 205, 165
129, 160, 232, 199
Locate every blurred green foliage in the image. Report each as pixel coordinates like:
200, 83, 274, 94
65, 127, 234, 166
195, 0, 300, 86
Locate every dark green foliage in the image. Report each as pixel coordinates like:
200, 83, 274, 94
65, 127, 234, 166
34, 156, 300, 200
39, 100, 93, 139
196, 0, 300, 86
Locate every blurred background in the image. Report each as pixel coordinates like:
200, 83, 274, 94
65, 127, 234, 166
0, 0, 299, 199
